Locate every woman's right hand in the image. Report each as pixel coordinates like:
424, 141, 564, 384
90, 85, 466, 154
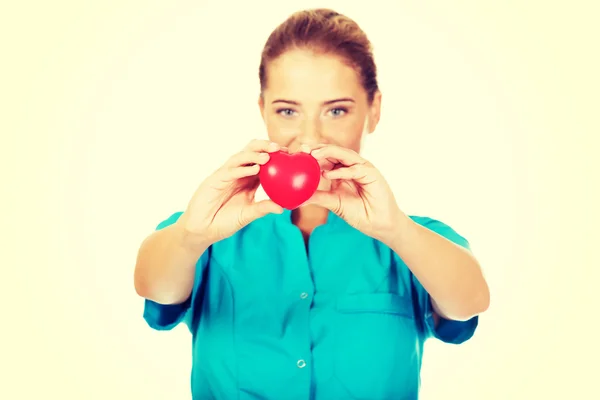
176, 139, 285, 246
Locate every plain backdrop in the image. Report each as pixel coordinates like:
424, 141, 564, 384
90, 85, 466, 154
2, 1, 599, 399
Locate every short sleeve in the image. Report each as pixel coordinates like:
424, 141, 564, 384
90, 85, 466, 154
409, 216, 479, 344
142, 211, 210, 331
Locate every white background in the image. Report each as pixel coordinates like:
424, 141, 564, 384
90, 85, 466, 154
3, 1, 599, 399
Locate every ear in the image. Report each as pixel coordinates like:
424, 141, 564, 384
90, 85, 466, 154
366, 90, 382, 134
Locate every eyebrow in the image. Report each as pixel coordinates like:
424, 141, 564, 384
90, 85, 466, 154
272, 97, 355, 106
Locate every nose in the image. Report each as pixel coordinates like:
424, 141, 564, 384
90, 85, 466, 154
297, 118, 323, 147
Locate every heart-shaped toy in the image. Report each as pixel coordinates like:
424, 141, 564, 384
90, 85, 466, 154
258, 150, 321, 210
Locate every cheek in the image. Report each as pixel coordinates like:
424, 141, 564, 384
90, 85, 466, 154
323, 119, 364, 151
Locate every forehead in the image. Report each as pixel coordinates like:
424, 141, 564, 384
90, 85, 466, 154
264, 49, 364, 101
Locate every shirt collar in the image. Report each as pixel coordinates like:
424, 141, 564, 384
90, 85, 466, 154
276, 208, 345, 233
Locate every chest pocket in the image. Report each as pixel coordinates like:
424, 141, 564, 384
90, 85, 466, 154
333, 293, 420, 400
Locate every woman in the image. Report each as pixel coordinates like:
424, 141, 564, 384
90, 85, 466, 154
134, 8, 490, 400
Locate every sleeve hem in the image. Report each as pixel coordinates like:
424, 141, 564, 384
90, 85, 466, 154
143, 297, 191, 331
423, 296, 479, 344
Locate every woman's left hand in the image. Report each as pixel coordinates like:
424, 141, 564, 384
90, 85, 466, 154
305, 144, 408, 244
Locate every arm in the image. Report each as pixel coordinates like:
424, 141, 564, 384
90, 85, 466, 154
134, 212, 211, 305
388, 215, 490, 322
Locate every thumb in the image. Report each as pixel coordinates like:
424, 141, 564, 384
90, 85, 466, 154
304, 190, 341, 214
239, 199, 284, 226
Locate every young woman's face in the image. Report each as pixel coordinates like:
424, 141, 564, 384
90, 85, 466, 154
259, 49, 381, 154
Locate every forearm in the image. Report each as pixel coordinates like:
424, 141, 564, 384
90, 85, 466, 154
134, 217, 210, 305
387, 215, 490, 321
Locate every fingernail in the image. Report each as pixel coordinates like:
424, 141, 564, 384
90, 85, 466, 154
268, 142, 280, 151
300, 144, 311, 153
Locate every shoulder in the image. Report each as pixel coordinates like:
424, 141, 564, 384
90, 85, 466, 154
408, 215, 470, 250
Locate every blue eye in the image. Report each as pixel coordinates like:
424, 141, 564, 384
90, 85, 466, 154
330, 108, 347, 117
277, 108, 297, 117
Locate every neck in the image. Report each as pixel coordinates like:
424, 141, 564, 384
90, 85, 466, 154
291, 205, 329, 236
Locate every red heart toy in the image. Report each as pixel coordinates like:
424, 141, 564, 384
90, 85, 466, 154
258, 150, 321, 210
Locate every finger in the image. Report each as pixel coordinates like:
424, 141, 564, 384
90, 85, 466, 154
299, 144, 312, 153
224, 150, 270, 168
244, 139, 280, 153
317, 157, 336, 172
323, 165, 373, 184
299, 143, 328, 154
239, 199, 284, 226
220, 164, 261, 182
311, 145, 365, 167
308, 143, 328, 151
303, 190, 342, 214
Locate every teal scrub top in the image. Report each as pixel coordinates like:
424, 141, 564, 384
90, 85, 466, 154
143, 209, 478, 400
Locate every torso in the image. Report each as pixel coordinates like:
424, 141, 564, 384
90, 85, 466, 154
186, 209, 427, 399
145, 209, 477, 399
